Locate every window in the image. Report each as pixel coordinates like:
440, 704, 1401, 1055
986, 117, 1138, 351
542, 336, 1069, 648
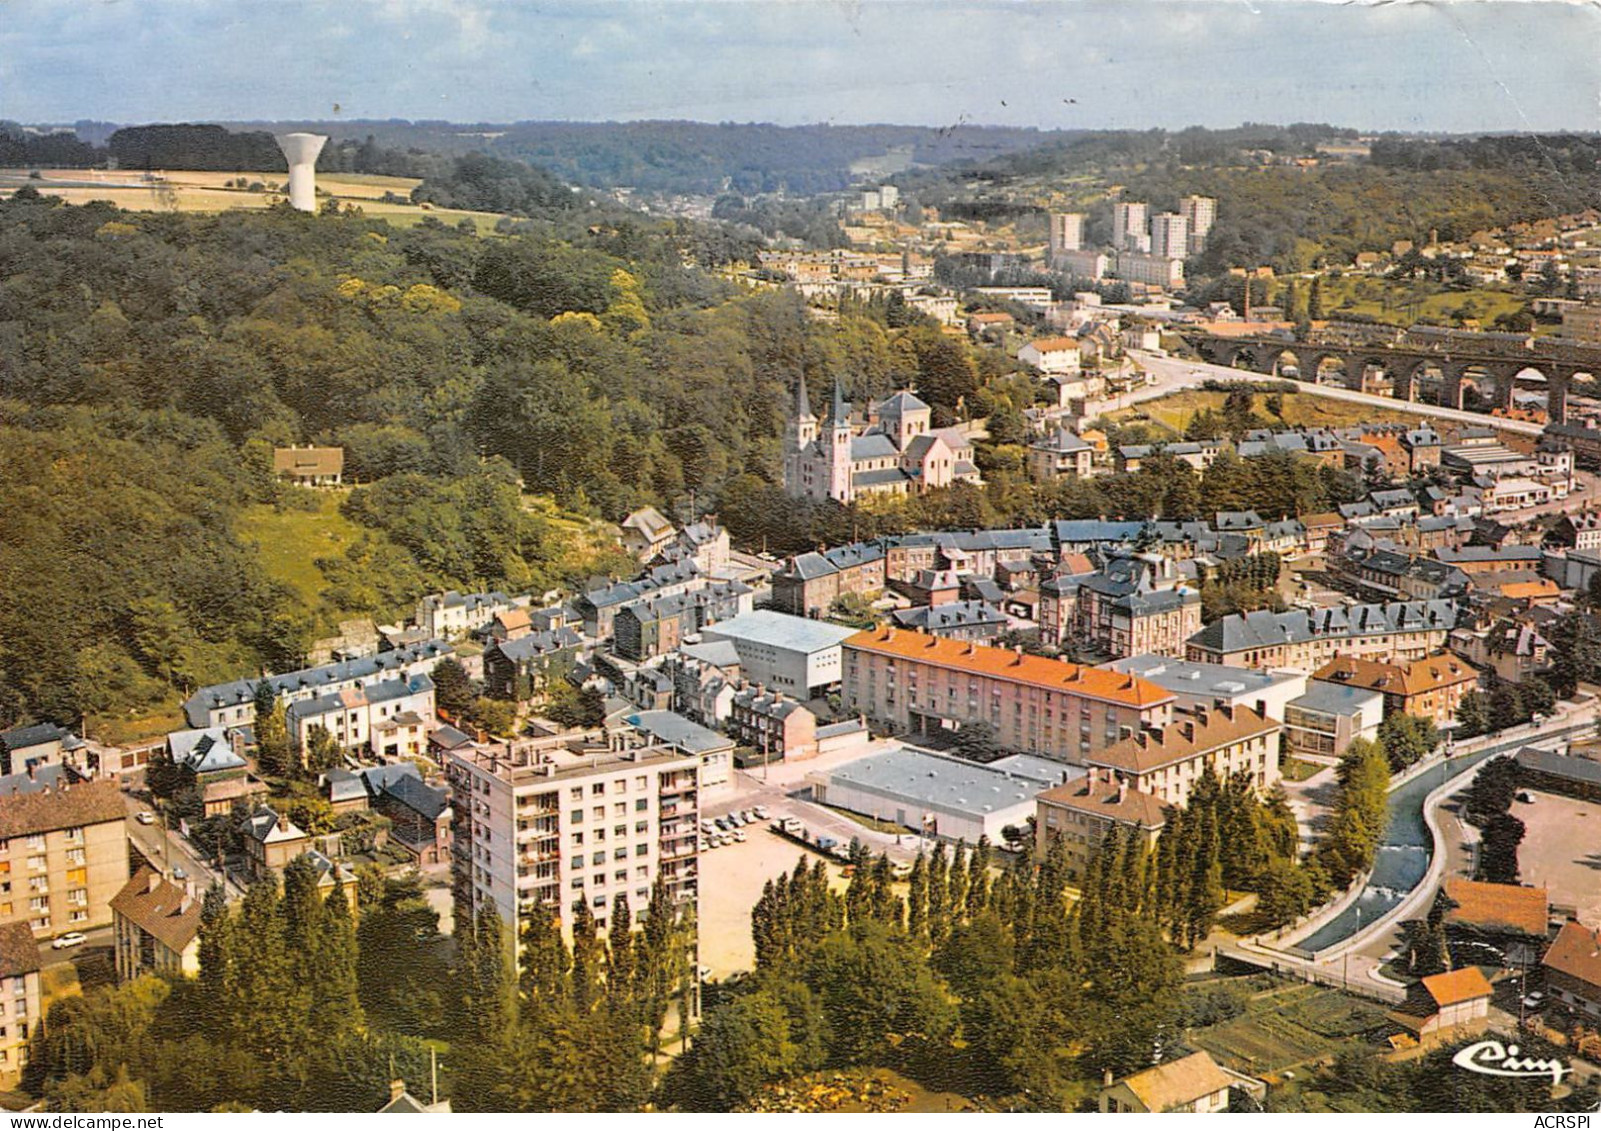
591, 783, 605, 796
68, 909, 86, 923
570, 810, 584, 824
26, 857, 43, 873
65, 848, 84, 867
27, 897, 46, 912
570, 832, 584, 846
570, 856, 584, 870
570, 787, 582, 801
571, 878, 584, 891
635, 821, 648, 834
635, 844, 649, 857
614, 847, 627, 861
591, 851, 605, 866
635, 799, 648, 812
25, 836, 43, 852
614, 870, 628, 883
613, 780, 627, 795
592, 807, 604, 821
613, 803, 627, 817
634, 776, 647, 791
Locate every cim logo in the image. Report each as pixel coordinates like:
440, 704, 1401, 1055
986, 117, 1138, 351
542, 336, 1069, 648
1451, 1039, 1569, 1085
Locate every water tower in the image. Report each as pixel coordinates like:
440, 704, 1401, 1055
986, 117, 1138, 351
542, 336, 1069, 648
275, 132, 327, 212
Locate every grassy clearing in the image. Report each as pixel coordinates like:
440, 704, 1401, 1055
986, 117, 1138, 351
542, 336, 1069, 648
1281, 757, 1326, 783
1188, 981, 1389, 1079
1113, 389, 1434, 436
817, 802, 911, 836
1316, 275, 1530, 329
234, 489, 366, 616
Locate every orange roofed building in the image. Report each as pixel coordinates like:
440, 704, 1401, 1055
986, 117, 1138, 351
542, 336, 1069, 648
842, 627, 1174, 764
1312, 652, 1480, 729
1388, 967, 1494, 1041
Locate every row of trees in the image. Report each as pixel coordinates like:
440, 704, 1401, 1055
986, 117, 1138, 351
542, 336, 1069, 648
449, 877, 696, 1111
672, 834, 1185, 1111
27, 861, 430, 1111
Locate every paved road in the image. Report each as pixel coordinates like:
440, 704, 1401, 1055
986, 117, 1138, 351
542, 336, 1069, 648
1128, 350, 1548, 438
122, 789, 243, 897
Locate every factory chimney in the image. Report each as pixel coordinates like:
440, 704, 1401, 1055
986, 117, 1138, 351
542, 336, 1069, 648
275, 132, 328, 212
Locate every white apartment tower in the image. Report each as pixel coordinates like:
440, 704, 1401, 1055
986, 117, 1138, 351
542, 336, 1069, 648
1181, 196, 1216, 256
1048, 212, 1085, 260
1150, 212, 1190, 261
447, 732, 701, 949
1112, 202, 1150, 253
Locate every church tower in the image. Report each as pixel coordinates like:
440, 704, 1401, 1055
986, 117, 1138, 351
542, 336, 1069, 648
826, 380, 854, 503
784, 375, 819, 497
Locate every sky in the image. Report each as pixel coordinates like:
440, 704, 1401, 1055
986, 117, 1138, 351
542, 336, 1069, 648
2, 0, 1599, 133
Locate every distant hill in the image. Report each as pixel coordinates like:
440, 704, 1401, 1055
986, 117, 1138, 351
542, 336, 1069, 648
219, 119, 1074, 195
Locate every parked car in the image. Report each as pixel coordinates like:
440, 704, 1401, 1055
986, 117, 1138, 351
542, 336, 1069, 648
740, 809, 756, 823
135, 811, 156, 825
172, 867, 187, 880
714, 817, 731, 831
51, 932, 87, 950
752, 805, 770, 820
733, 830, 747, 843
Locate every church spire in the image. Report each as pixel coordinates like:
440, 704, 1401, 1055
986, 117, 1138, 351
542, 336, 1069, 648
795, 374, 813, 422
832, 379, 848, 427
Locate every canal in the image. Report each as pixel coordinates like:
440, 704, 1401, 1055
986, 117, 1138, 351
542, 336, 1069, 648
1297, 726, 1584, 955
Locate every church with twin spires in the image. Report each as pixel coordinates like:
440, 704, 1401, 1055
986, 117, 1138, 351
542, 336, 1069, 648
783, 379, 982, 504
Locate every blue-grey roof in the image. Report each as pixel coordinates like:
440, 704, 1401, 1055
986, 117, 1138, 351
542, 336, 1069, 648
816, 718, 869, 740
429, 724, 474, 750
854, 467, 912, 487
892, 600, 1007, 632
183, 639, 452, 728
378, 773, 450, 821
323, 768, 369, 805
625, 710, 732, 754
1290, 682, 1384, 716
704, 610, 856, 654
1434, 546, 1544, 564
285, 672, 434, 728
1105, 655, 1303, 699
0, 763, 74, 796
168, 727, 248, 774
1189, 599, 1459, 655
1051, 519, 1147, 546
822, 745, 1081, 820
0, 722, 71, 751
495, 627, 583, 662
850, 434, 900, 461
680, 638, 743, 668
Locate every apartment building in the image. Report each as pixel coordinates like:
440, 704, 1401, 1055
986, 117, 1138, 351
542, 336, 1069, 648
446, 732, 700, 950
110, 867, 203, 982
0, 778, 128, 940
1185, 600, 1457, 669
842, 627, 1174, 765
0, 922, 40, 1085
1036, 768, 1169, 882
1082, 703, 1281, 808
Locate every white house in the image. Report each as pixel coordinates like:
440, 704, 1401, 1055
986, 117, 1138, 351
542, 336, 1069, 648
1018, 336, 1082, 375
284, 673, 436, 758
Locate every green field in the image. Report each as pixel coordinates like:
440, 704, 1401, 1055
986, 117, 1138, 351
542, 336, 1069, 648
1314, 275, 1532, 330
1109, 388, 1438, 437
1188, 981, 1390, 1080
234, 489, 373, 625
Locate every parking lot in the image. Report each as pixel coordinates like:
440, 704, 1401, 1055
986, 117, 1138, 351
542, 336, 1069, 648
1512, 789, 1601, 925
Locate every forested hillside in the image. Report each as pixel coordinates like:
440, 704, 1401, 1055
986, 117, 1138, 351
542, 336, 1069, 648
0, 188, 993, 735
905, 125, 1601, 275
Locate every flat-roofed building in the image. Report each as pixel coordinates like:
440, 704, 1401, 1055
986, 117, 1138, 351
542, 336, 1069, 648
446, 732, 700, 950
1283, 682, 1384, 760
1105, 655, 1306, 722
843, 627, 1175, 764
810, 744, 1080, 843
702, 610, 858, 697
619, 710, 733, 796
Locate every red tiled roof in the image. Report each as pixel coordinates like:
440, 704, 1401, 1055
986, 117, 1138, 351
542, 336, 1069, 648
1422, 966, 1494, 1008
1544, 921, 1601, 989
1443, 878, 1549, 938
845, 627, 1172, 708
0, 778, 125, 840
